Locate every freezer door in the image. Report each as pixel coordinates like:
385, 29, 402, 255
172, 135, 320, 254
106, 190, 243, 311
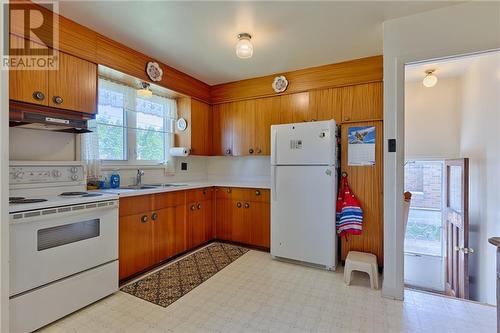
271, 120, 336, 166
271, 165, 337, 268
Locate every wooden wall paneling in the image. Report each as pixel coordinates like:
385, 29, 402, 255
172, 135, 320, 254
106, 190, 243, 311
279, 92, 311, 124
9, 36, 49, 106
174, 97, 191, 148
212, 103, 233, 156
340, 121, 383, 266
341, 82, 383, 122
210, 56, 383, 104
310, 88, 342, 122
254, 96, 281, 155
48, 52, 97, 114
190, 99, 212, 155
231, 99, 256, 156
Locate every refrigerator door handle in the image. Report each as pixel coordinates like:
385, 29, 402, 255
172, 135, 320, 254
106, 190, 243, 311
272, 166, 278, 201
271, 128, 278, 165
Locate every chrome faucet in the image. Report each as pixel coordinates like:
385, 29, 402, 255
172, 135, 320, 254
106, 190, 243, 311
136, 169, 144, 186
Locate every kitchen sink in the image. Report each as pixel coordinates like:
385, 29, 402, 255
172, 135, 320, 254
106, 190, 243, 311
123, 184, 189, 190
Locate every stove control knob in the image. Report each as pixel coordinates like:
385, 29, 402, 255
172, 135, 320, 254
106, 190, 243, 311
70, 167, 78, 173
71, 174, 79, 181
52, 170, 62, 177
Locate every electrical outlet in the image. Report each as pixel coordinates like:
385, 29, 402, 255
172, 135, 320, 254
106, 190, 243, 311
181, 162, 188, 171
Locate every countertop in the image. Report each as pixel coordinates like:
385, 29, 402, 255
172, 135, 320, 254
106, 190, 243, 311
96, 180, 271, 198
488, 237, 500, 248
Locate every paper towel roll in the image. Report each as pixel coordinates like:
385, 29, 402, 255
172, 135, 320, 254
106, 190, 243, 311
169, 147, 190, 157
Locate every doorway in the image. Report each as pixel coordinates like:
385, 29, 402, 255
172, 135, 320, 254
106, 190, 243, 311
403, 51, 499, 304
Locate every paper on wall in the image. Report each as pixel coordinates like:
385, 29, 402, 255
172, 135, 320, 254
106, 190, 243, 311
348, 126, 376, 166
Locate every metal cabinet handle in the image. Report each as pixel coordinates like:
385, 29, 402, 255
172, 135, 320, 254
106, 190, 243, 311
344, 116, 350, 121
225, 148, 231, 155
255, 190, 261, 196
249, 148, 254, 154
236, 202, 242, 208
226, 188, 232, 193
151, 212, 158, 221
244, 203, 250, 209
52, 96, 63, 105
197, 203, 202, 210
141, 215, 148, 223
256, 148, 262, 154
190, 204, 196, 211
32, 91, 45, 101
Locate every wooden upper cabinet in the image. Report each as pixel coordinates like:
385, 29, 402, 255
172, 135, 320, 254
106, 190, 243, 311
212, 103, 233, 156
231, 99, 256, 156
341, 82, 382, 122
310, 88, 342, 122
48, 52, 97, 114
254, 96, 281, 155
190, 99, 212, 155
279, 92, 312, 124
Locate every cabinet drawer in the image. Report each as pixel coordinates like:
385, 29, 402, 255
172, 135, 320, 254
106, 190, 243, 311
153, 191, 185, 210
186, 187, 213, 202
215, 187, 269, 202
119, 195, 153, 217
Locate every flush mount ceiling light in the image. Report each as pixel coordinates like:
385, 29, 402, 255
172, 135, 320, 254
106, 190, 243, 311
422, 69, 438, 88
137, 81, 153, 97
235, 33, 253, 59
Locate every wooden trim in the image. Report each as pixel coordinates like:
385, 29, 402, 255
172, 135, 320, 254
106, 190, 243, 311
210, 56, 383, 104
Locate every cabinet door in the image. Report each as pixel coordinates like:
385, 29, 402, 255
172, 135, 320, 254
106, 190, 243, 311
249, 202, 271, 248
215, 197, 232, 240
153, 207, 176, 263
341, 82, 382, 122
187, 202, 205, 248
9, 36, 49, 106
279, 92, 312, 124
231, 200, 251, 244
232, 100, 256, 156
190, 99, 212, 156
254, 96, 281, 155
174, 204, 187, 255
119, 212, 155, 280
310, 88, 342, 122
212, 103, 233, 156
48, 52, 97, 114
203, 199, 213, 242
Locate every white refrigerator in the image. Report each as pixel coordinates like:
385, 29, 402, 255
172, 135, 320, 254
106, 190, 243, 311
271, 120, 338, 270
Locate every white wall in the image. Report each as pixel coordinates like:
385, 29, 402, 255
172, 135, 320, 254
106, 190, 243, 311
9, 128, 76, 161
383, 2, 500, 300
459, 52, 500, 305
207, 156, 270, 183
405, 78, 462, 159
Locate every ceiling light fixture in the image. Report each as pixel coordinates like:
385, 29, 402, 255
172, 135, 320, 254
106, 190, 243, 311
235, 33, 253, 59
137, 81, 153, 97
422, 69, 438, 88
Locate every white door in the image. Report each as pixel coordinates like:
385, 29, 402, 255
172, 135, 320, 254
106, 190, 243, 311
271, 165, 337, 268
271, 120, 336, 166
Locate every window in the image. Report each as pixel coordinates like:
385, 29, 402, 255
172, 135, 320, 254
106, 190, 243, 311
93, 78, 176, 163
404, 160, 444, 256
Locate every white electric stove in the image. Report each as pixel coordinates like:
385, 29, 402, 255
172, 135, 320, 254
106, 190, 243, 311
9, 161, 119, 333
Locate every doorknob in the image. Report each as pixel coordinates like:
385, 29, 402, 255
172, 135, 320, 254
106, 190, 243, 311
455, 246, 475, 254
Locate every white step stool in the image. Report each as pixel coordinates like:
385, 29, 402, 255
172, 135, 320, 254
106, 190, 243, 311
344, 251, 379, 289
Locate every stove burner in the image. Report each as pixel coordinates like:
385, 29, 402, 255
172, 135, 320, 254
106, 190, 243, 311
9, 197, 25, 201
10, 198, 48, 204
82, 193, 103, 197
60, 192, 88, 196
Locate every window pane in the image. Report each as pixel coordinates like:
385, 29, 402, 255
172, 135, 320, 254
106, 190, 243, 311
97, 124, 125, 160
136, 129, 164, 161
136, 111, 164, 131
97, 105, 124, 126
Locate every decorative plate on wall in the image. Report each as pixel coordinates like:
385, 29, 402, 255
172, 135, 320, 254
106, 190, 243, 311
176, 117, 188, 132
146, 61, 163, 82
272, 75, 288, 93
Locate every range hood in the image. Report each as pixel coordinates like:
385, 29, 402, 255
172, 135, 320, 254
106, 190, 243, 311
9, 101, 93, 134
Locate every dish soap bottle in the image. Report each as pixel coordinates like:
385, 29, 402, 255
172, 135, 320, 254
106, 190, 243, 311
110, 170, 120, 189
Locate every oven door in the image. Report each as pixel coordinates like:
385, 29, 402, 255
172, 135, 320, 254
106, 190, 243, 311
9, 201, 118, 296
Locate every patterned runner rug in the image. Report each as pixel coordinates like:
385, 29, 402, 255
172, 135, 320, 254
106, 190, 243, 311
121, 242, 249, 307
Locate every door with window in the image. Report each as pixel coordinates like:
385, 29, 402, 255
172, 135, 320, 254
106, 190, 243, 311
444, 158, 470, 299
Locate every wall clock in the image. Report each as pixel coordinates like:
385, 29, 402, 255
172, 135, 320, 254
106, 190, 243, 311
146, 61, 163, 82
176, 117, 188, 132
272, 75, 288, 93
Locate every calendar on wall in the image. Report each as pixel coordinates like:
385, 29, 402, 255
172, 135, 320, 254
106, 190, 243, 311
347, 126, 376, 166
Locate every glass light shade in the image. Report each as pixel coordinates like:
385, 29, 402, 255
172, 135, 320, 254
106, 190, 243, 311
235, 37, 253, 59
137, 88, 153, 98
423, 73, 438, 87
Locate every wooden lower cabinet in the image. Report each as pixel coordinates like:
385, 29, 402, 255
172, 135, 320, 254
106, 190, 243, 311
154, 205, 186, 263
